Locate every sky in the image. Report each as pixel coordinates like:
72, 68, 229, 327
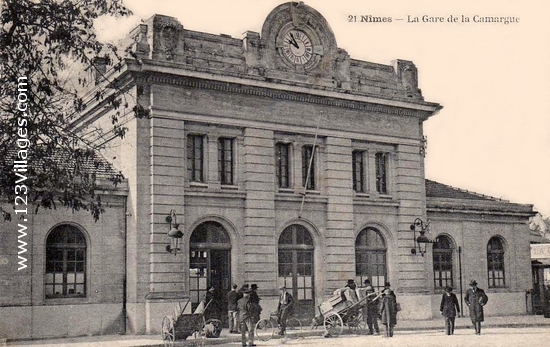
98, 0, 550, 217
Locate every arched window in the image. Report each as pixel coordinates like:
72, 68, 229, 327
487, 237, 505, 288
45, 224, 86, 298
355, 227, 387, 291
433, 235, 453, 289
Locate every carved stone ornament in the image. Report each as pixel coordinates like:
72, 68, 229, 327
290, 1, 309, 28
160, 23, 178, 60
400, 63, 418, 91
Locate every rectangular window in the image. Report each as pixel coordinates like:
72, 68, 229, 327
488, 252, 506, 288
187, 135, 204, 182
218, 137, 234, 185
433, 251, 453, 288
276, 143, 291, 188
375, 152, 388, 194
302, 145, 315, 190
352, 150, 365, 193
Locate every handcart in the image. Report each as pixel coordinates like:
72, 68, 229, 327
311, 288, 382, 337
161, 298, 222, 347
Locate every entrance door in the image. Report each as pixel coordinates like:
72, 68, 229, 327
355, 227, 387, 291
278, 225, 315, 320
189, 221, 231, 326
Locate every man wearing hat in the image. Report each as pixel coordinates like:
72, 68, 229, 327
237, 288, 255, 347
379, 287, 398, 337
249, 284, 262, 325
364, 284, 380, 335
276, 285, 294, 336
439, 286, 460, 335
383, 282, 397, 299
344, 279, 359, 303
464, 280, 489, 335
227, 284, 240, 334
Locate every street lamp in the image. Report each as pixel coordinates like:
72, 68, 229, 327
166, 209, 183, 255
410, 218, 436, 257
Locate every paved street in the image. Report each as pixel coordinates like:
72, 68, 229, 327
7, 315, 550, 347
226, 327, 550, 347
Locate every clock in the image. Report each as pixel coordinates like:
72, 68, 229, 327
281, 29, 313, 65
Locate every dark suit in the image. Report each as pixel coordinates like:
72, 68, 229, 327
379, 293, 397, 337
440, 292, 460, 335
464, 286, 488, 334
237, 296, 254, 345
227, 289, 239, 333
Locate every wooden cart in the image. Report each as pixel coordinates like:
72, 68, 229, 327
311, 288, 382, 337
161, 298, 222, 347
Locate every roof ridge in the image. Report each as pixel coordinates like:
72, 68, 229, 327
425, 179, 509, 203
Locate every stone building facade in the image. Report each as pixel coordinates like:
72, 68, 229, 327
0, 177, 128, 339
0, 1, 536, 340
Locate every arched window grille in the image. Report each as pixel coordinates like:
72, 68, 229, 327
355, 227, 387, 291
487, 237, 505, 288
433, 235, 453, 289
45, 224, 87, 298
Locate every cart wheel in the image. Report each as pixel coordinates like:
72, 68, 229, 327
324, 313, 343, 337
285, 317, 303, 338
254, 318, 274, 341
347, 311, 366, 333
161, 316, 175, 347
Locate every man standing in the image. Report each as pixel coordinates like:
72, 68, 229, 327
364, 285, 380, 335
227, 284, 239, 334
379, 288, 398, 337
249, 284, 262, 326
276, 285, 294, 336
237, 288, 255, 347
464, 279, 489, 335
440, 285, 460, 335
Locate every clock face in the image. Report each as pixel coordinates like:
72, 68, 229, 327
282, 29, 313, 65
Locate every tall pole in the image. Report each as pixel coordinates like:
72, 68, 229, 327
458, 246, 464, 316
299, 111, 322, 218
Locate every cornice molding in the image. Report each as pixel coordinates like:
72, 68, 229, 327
137, 73, 434, 119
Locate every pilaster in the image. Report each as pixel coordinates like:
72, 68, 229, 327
243, 128, 277, 289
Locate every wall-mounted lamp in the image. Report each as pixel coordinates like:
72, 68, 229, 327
410, 218, 436, 257
166, 209, 183, 255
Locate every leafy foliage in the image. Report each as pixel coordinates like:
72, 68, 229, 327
0, 0, 132, 221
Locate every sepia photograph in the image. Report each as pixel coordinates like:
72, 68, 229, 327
1, 0, 549, 346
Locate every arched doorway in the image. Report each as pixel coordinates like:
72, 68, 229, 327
355, 227, 387, 291
189, 221, 231, 323
278, 224, 315, 320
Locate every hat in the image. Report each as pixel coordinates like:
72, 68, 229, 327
469, 280, 478, 286
347, 279, 355, 284
363, 279, 371, 285
243, 284, 249, 288
251, 284, 258, 289
384, 282, 391, 288
232, 284, 238, 289
444, 286, 453, 292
